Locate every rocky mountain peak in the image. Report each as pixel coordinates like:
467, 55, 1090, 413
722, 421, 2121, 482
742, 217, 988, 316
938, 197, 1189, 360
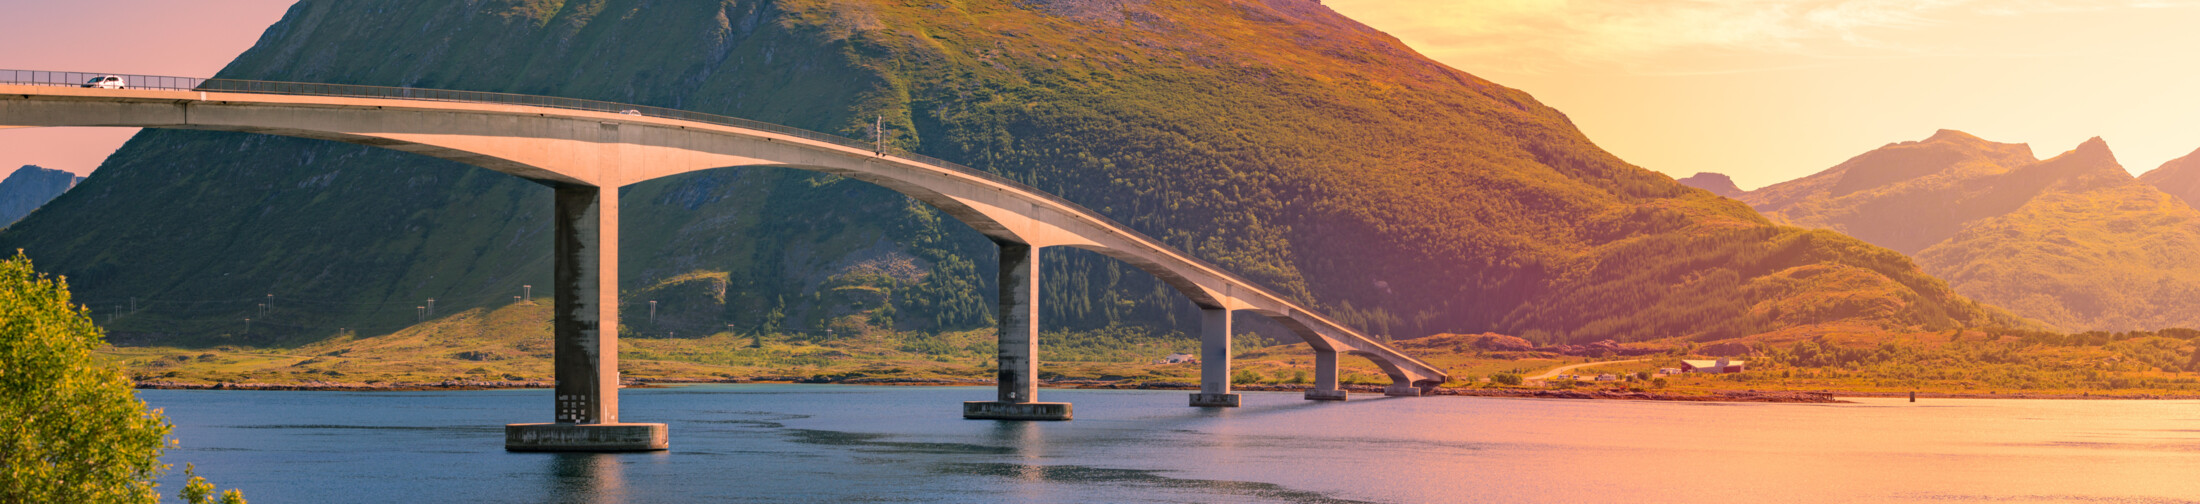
1675, 172, 1744, 197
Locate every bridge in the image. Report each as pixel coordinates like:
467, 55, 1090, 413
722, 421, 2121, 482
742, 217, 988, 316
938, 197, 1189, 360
0, 70, 1449, 451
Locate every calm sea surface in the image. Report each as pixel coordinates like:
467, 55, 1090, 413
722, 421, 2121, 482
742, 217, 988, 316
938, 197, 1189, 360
141, 385, 2200, 503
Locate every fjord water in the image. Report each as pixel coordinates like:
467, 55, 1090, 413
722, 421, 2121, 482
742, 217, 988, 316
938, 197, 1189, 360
144, 385, 2200, 503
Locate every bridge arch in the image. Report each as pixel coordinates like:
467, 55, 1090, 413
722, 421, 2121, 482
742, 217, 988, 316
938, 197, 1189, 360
1, 78, 1447, 450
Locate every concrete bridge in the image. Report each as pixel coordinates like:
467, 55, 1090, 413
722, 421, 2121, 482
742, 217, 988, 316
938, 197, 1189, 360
0, 70, 1448, 451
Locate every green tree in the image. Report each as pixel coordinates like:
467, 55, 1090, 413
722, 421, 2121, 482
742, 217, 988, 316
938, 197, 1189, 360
0, 253, 241, 503
179, 464, 245, 504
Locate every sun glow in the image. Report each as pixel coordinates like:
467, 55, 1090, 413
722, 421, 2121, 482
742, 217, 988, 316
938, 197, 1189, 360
1327, 0, 2200, 189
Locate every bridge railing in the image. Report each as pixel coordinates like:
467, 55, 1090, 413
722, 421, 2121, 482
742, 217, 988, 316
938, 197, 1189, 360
0, 70, 207, 92
0, 69, 1433, 372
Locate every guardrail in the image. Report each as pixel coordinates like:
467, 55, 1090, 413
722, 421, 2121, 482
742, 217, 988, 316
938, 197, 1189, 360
0, 69, 1426, 368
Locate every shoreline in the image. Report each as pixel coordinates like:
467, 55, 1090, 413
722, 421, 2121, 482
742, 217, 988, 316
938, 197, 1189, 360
136, 378, 2200, 402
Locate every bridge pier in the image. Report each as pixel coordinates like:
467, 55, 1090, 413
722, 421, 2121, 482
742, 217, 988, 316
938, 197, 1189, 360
508, 184, 667, 451
1305, 347, 1348, 401
965, 242, 1071, 421
1190, 307, 1240, 407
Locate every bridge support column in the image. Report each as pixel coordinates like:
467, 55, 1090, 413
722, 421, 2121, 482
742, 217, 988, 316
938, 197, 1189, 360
508, 184, 667, 451
1304, 347, 1348, 401
1190, 307, 1240, 407
965, 242, 1071, 421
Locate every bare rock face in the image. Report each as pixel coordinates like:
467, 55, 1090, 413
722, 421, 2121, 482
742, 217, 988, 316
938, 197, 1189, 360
1676, 172, 1743, 197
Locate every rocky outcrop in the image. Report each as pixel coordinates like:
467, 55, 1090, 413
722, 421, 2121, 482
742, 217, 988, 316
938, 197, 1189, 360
1676, 172, 1744, 197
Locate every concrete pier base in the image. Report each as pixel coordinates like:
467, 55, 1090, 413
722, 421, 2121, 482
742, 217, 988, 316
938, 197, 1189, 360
963, 401, 1072, 421
505, 423, 668, 452
1189, 393, 1242, 407
1383, 383, 1424, 397
1304, 389, 1349, 401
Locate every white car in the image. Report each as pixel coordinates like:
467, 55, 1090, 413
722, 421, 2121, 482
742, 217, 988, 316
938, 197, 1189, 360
82, 75, 125, 89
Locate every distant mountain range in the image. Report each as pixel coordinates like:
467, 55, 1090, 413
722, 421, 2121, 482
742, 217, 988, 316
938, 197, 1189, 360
1675, 172, 1744, 197
0, 165, 80, 227
2141, 148, 2200, 208
1722, 130, 2200, 331
0, 0, 2014, 346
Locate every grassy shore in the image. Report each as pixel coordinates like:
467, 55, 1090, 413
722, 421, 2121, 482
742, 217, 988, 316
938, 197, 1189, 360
101, 303, 2200, 401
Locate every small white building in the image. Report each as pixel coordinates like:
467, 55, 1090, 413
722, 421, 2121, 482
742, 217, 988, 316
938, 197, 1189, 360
1594, 374, 1618, 382
1681, 358, 1745, 374
1159, 353, 1198, 364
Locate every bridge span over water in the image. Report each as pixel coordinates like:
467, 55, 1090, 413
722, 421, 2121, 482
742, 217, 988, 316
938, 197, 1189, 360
0, 70, 1448, 451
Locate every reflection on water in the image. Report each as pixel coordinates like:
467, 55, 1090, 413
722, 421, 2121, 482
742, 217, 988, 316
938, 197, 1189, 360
542, 453, 628, 504
143, 385, 2200, 503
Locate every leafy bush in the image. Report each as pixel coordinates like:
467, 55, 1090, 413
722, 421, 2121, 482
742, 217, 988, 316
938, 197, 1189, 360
0, 253, 241, 502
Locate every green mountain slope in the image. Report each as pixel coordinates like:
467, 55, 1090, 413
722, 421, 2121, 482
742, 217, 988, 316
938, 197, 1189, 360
1, 0, 2010, 347
1743, 131, 2200, 331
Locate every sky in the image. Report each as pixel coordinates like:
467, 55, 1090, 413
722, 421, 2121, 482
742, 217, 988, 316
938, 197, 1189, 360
4, 1, 2198, 190
0, 0, 295, 177
1326, 0, 2200, 189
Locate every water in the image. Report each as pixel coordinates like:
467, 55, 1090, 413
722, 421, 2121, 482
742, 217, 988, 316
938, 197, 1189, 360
142, 385, 2200, 503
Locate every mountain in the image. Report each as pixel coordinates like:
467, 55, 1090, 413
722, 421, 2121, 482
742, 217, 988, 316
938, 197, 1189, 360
1675, 172, 1744, 197
1744, 130, 2200, 331
2140, 147, 2200, 208
0, 0, 2012, 347
0, 165, 81, 226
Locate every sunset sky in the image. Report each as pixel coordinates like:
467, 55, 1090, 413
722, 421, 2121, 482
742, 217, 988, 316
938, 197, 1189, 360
5, 0, 2198, 190
1327, 0, 2200, 188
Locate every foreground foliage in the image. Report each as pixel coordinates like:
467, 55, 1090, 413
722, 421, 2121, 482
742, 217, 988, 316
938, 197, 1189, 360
0, 253, 168, 502
0, 254, 251, 503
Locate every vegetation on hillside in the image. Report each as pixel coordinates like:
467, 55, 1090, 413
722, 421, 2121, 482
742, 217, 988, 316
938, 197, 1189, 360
2140, 147, 2200, 208
6, 0, 2010, 353
1744, 130, 2200, 331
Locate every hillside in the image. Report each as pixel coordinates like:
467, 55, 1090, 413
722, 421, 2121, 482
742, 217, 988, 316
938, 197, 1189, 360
1675, 172, 1744, 197
1, 0, 2011, 348
2140, 147, 2200, 208
1743, 131, 2200, 331
0, 165, 80, 226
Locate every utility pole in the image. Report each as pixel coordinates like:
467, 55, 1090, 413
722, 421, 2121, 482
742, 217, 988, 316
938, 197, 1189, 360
130, 297, 136, 313
266, 293, 273, 315
874, 115, 884, 155
243, 317, 251, 334
523, 284, 531, 302
416, 306, 425, 323
649, 300, 657, 326
426, 298, 436, 317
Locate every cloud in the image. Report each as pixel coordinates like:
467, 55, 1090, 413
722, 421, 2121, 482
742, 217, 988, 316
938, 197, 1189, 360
1326, 0, 2193, 74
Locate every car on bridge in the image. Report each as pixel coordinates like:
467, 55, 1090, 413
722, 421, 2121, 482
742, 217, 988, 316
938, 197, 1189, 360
82, 75, 125, 89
